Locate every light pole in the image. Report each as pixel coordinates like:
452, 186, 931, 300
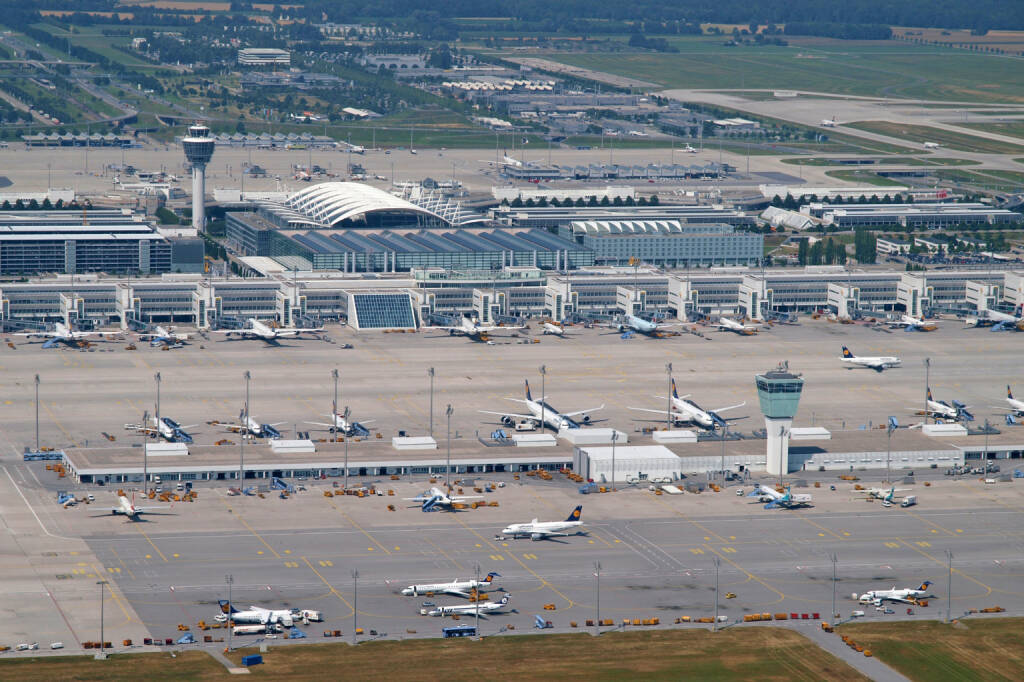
594, 561, 601, 634
886, 417, 895, 485
946, 550, 953, 624
343, 406, 351, 491
226, 574, 234, 653
830, 552, 838, 621
241, 371, 250, 483
445, 404, 454, 489
610, 430, 618, 492
142, 409, 149, 495
34, 374, 40, 453
96, 580, 107, 658
474, 562, 481, 637
331, 368, 339, 441
665, 362, 673, 431
539, 365, 547, 432
983, 419, 991, 471
154, 370, 162, 436
352, 569, 359, 645
924, 357, 930, 425
428, 367, 435, 437
720, 423, 728, 482
713, 556, 720, 632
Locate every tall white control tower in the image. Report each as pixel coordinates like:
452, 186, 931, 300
181, 123, 215, 231
755, 362, 804, 477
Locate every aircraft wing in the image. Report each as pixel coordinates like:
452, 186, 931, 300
135, 505, 170, 513
275, 327, 324, 334
304, 421, 336, 428
479, 410, 536, 421
83, 331, 124, 336
628, 407, 688, 418
561, 405, 604, 418
711, 401, 746, 414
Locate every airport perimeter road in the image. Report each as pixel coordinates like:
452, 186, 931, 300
55, 476, 1024, 646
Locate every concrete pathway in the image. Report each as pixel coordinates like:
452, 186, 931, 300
798, 623, 910, 682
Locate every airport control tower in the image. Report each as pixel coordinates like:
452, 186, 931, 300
181, 123, 215, 231
755, 362, 804, 476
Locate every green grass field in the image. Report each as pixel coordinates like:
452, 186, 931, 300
933, 169, 1024, 191
959, 121, 1024, 142
845, 121, 1024, 154
0, 651, 223, 682
842, 618, 1024, 682
824, 170, 907, 186
490, 37, 1024, 103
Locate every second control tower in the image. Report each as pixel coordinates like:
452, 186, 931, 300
755, 362, 804, 476
181, 123, 215, 231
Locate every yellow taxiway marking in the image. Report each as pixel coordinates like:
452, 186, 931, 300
302, 556, 353, 615
172, 553, 179, 558
109, 547, 135, 580
284, 561, 299, 568
523, 553, 538, 560
423, 536, 462, 571
690, 548, 705, 555
220, 497, 282, 559
284, 549, 292, 554
133, 524, 168, 563
40, 400, 78, 446
885, 542, 900, 548
704, 545, 785, 604
319, 560, 333, 567
257, 550, 264, 555
898, 539, 992, 597
326, 500, 391, 555
92, 563, 132, 622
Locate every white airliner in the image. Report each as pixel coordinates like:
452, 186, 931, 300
747, 485, 812, 509
215, 600, 322, 626
892, 315, 937, 332
630, 379, 745, 431
126, 415, 197, 443
717, 316, 761, 335
612, 314, 682, 338
212, 410, 284, 439
405, 486, 484, 512
15, 322, 122, 348
541, 322, 569, 336
501, 505, 584, 540
860, 485, 908, 502
400, 572, 501, 597
107, 494, 168, 521
142, 325, 190, 346
994, 385, 1024, 416
840, 346, 901, 372
426, 594, 511, 618
210, 318, 324, 343
980, 304, 1024, 330
306, 409, 375, 437
681, 144, 698, 153
430, 316, 524, 342
480, 380, 603, 431
858, 581, 932, 606
910, 388, 973, 421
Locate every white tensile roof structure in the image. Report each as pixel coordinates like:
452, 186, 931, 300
285, 182, 449, 227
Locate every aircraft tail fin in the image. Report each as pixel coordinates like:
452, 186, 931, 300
671, 378, 679, 399
218, 599, 239, 614
484, 572, 500, 582
841, 346, 854, 359
1009, 385, 1014, 400
525, 380, 532, 402
919, 581, 932, 590
566, 505, 583, 522
927, 387, 933, 401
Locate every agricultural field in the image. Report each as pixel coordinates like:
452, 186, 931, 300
844, 121, 1024, 154
842, 618, 1024, 682
489, 37, 1024, 103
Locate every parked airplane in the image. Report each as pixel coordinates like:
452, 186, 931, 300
501, 505, 584, 540
681, 144, 698, 153
840, 346, 901, 372
209, 318, 324, 343
480, 380, 603, 431
405, 486, 484, 512
541, 322, 570, 337
858, 581, 932, 606
430, 316, 525, 342
610, 313, 682, 338
911, 388, 973, 421
425, 594, 511, 618
983, 304, 1024, 331
891, 315, 938, 332
305, 408, 374, 437
859, 485, 909, 503
14, 322, 121, 348
400, 573, 501, 597
629, 379, 745, 430
212, 410, 284, 439
717, 317, 761, 335
215, 601, 322, 626
126, 415, 196, 443
107, 494, 168, 521
993, 385, 1024, 416
141, 325, 190, 346
747, 485, 812, 509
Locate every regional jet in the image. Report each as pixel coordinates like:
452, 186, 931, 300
425, 594, 511, 618
126, 415, 197, 443
859, 485, 909, 503
429, 316, 524, 342
541, 322, 571, 337
400, 573, 501, 597
211, 410, 284, 439
992, 385, 1024, 416
209, 318, 324, 344
501, 506, 584, 540
141, 325, 190, 346
910, 388, 973, 421
858, 581, 932, 606
747, 485, 812, 509
891, 315, 937, 332
717, 316, 761, 335
14, 322, 122, 348
215, 601, 322, 626
305, 408, 374, 437
479, 380, 603, 431
106, 494, 169, 521
610, 314, 682, 338
405, 486, 484, 512
839, 346, 901, 371
629, 379, 745, 431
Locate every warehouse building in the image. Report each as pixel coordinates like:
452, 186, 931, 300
808, 202, 1023, 229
